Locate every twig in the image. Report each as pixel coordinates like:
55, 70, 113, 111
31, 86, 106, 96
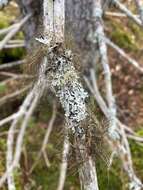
105, 11, 140, 18
8, 40, 24, 44
42, 150, 50, 168
92, 0, 119, 140
0, 14, 31, 51
0, 74, 33, 86
0, 71, 18, 77
0, 24, 17, 36
3, 43, 25, 49
7, 120, 17, 190
113, 0, 142, 27
0, 113, 18, 127
134, 0, 143, 24
84, 70, 143, 190
0, 60, 26, 70
0, 130, 19, 137
84, 74, 143, 143
6, 92, 40, 190
57, 129, 70, 190
0, 84, 32, 106
105, 37, 143, 72
0, 57, 47, 188
29, 103, 56, 174
127, 134, 143, 143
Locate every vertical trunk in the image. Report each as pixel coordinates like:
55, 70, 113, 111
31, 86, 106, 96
65, 0, 95, 69
76, 137, 99, 190
17, 0, 100, 189
16, 0, 42, 48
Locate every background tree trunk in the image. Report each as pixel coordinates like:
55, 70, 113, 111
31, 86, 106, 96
65, 0, 96, 69
16, 0, 42, 48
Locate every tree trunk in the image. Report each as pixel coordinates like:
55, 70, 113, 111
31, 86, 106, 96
16, 0, 42, 48
17, 1, 100, 189
65, 0, 97, 69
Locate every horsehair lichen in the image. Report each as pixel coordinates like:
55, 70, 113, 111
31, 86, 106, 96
68, 111, 110, 166
45, 45, 110, 166
46, 45, 88, 136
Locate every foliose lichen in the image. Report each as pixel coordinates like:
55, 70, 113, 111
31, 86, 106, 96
47, 48, 88, 136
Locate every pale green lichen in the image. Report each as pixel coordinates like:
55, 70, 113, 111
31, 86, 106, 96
47, 49, 88, 135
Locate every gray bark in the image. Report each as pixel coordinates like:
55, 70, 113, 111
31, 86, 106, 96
65, 0, 96, 69
16, 0, 42, 48
17, 1, 100, 190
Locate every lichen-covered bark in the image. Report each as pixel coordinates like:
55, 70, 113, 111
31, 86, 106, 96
46, 48, 88, 135
45, 46, 99, 190
17, 1, 100, 189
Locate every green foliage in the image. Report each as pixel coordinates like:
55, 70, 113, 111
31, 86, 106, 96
0, 138, 6, 151
0, 12, 10, 29
0, 48, 26, 64
129, 131, 143, 179
110, 22, 138, 51
0, 84, 7, 94
14, 169, 23, 190
33, 161, 59, 190
0, 11, 25, 64
136, 127, 143, 137
28, 117, 36, 129
0, 138, 6, 183
97, 158, 125, 190
127, 21, 143, 54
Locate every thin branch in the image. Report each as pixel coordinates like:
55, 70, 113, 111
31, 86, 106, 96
0, 24, 17, 36
135, 0, 143, 24
57, 130, 70, 190
0, 14, 31, 51
29, 103, 56, 174
113, 0, 142, 27
0, 60, 26, 70
105, 11, 140, 18
127, 134, 143, 143
92, 0, 119, 140
0, 84, 32, 106
84, 70, 143, 190
105, 37, 143, 72
5, 92, 40, 190
7, 120, 17, 190
0, 74, 33, 86
0, 113, 18, 127
0, 71, 18, 77
84, 74, 143, 143
3, 43, 25, 49
0, 58, 47, 187
8, 40, 24, 44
